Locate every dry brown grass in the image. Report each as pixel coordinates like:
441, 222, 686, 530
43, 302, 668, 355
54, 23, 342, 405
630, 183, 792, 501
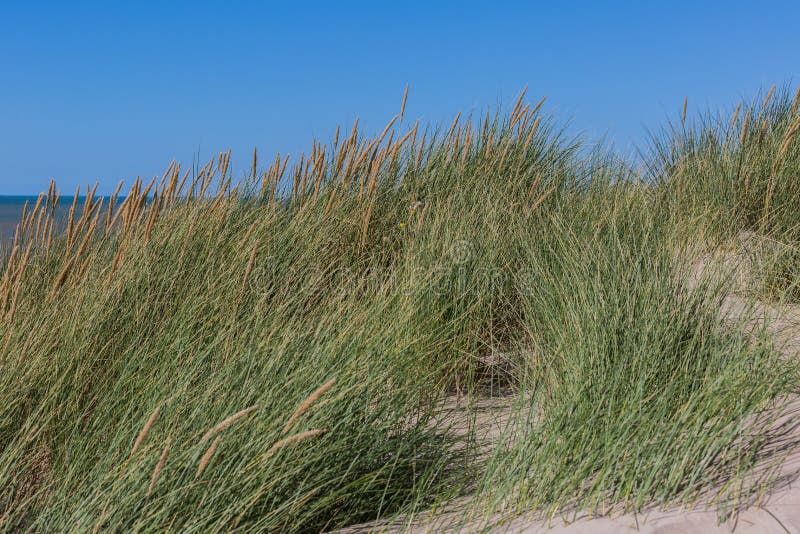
283, 379, 336, 433
200, 406, 258, 443
196, 437, 222, 478
148, 437, 172, 496
131, 404, 162, 457
267, 429, 327, 457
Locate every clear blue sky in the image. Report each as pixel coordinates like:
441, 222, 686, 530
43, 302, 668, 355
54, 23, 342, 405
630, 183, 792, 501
1, 1, 798, 195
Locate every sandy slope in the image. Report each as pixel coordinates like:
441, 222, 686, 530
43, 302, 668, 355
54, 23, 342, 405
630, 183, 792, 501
342, 238, 800, 533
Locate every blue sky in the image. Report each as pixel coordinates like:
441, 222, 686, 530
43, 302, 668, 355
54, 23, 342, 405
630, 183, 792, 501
1, 1, 798, 195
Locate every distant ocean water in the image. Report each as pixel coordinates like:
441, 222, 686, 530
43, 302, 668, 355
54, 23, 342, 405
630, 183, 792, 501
0, 196, 101, 244
0, 196, 42, 241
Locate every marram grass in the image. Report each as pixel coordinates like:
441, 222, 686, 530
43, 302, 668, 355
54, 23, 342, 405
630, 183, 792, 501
0, 87, 799, 532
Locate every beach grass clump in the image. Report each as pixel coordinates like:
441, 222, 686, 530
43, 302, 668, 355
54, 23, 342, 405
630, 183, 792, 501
0, 87, 798, 532
0, 95, 572, 531
648, 84, 800, 299
472, 187, 796, 524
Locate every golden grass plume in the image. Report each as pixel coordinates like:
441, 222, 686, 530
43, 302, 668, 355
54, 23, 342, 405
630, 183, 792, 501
131, 404, 162, 457
200, 405, 258, 443
268, 429, 327, 457
283, 378, 336, 433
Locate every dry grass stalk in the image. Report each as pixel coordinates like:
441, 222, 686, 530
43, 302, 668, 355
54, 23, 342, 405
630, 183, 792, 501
19, 201, 29, 233
347, 118, 359, 147
73, 197, 102, 242
76, 255, 93, 281
65, 186, 80, 250
777, 117, 800, 161
198, 162, 219, 200
531, 185, 557, 212
109, 243, 126, 277
242, 244, 258, 292
312, 147, 327, 201
324, 183, 340, 215
6, 245, 32, 322
357, 148, 377, 203
461, 129, 473, 166
50, 257, 74, 298
409, 119, 419, 148
510, 86, 529, 125
416, 203, 428, 230
516, 105, 532, 132
157, 161, 175, 192
107, 190, 133, 234
298, 156, 311, 207
399, 85, 409, 120
276, 154, 290, 192
332, 141, 350, 180
292, 154, 304, 205
136, 177, 157, 217
28, 194, 45, 232
792, 85, 800, 115
178, 216, 199, 263
267, 429, 326, 456
730, 101, 742, 129
200, 405, 258, 444
396, 126, 416, 154
283, 379, 336, 433
762, 117, 800, 231
498, 136, 513, 169
531, 96, 547, 116
34, 209, 44, 242
360, 191, 377, 248
261, 155, 279, 196
220, 150, 232, 184
45, 217, 54, 257
147, 437, 172, 496
196, 436, 221, 478
131, 404, 162, 456
1, 245, 19, 289
481, 110, 490, 142
164, 164, 181, 203
75, 209, 101, 260
119, 178, 141, 233
758, 118, 769, 144
682, 96, 688, 123
82, 183, 99, 220
6, 278, 23, 323
521, 118, 541, 157
447, 112, 462, 140
46, 180, 56, 212
238, 221, 258, 251
377, 114, 400, 147
740, 110, 750, 145
106, 180, 125, 232
347, 141, 374, 187
763, 83, 776, 107
144, 193, 161, 242
188, 161, 209, 200
450, 127, 462, 160
484, 127, 494, 159
175, 167, 191, 203
529, 172, 543, 198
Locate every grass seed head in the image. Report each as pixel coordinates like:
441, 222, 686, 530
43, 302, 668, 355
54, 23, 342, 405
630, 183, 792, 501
283, 379, 336, 433
131, 404, 162, 457
196, 436, 221, 478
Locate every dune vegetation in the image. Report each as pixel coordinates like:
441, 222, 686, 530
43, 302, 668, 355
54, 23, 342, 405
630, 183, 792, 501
1, 85, 800, 532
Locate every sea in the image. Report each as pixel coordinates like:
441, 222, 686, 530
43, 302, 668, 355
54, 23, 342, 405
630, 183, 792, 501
0, 195, 98, 244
